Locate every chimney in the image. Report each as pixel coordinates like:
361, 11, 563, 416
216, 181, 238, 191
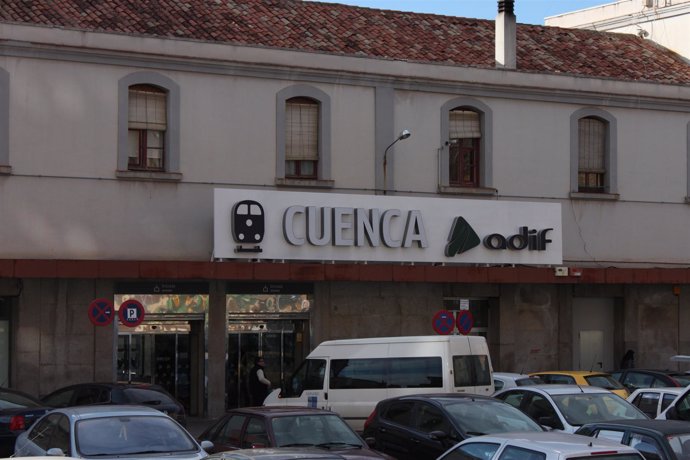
495, 0, 516, 69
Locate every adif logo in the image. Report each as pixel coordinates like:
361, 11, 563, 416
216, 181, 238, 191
445, 216, 553, 257
445, 217, 481, 257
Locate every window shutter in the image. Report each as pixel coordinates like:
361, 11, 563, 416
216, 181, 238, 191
449, 109, 481, 139
286, 100, 319, 161
128, 87, 167, 131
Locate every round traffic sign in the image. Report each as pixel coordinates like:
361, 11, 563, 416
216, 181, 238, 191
88, 298, 114, 327
432, 310, 455, 335
118, 299, 146, 327
456, 310, 474, 335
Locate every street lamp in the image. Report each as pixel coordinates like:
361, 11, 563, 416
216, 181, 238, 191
383, 129, 411, 195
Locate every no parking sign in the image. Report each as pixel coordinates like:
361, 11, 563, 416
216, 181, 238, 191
88, 298, 114, 327
432, 310, 455, 335
118, 299, 145, 327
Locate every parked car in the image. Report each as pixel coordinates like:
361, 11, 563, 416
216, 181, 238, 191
626, 388, 686, 419
13, 405, 211, 458
493, 372, 543, 392
576, 419, 690, 460
658, 386, 690, 422
530, 370, 629, 398
437, 431, 645, 460
609, 369, 690, 392
39, 382, 186, 426
361, 393, 544, 460
197, 406, 390, 458
0, 387, 52, 457
494, 384, 649, 433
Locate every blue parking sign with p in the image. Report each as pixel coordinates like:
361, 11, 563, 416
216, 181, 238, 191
118, 299, 145, 327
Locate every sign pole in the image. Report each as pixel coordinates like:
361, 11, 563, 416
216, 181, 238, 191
112, 314, 118, 383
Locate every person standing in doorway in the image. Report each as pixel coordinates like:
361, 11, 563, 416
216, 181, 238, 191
248, 356, 271, 406
620, 349, 635, 369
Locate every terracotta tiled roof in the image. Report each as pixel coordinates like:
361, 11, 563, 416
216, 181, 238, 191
2, 0, 690, 85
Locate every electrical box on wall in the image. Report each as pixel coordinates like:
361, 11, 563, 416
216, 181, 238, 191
554, 266, 569, 277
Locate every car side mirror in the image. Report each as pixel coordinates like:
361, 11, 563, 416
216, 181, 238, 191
429, 430, 448, 441
364, 437, 377, 448
200, 440, 214, 451
46, 448, 66, 456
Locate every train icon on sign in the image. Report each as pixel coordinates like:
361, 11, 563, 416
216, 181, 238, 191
232, 200, 264, 253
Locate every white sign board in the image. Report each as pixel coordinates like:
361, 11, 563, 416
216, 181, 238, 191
214, 189, 562, 265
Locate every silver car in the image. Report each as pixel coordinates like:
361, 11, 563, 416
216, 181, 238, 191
494, 384, 649, 433
13, 405, 212, 459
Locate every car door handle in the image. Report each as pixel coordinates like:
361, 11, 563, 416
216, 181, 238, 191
378, 427, 387, 433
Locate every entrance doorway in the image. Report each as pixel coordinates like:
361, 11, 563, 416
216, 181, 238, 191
226, 319, 308, 408
118, 319, 204, 414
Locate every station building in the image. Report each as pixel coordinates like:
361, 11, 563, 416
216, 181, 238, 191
1, 0, 690, 418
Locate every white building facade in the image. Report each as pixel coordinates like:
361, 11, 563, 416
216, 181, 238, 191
1, 0, 690, 417
546, 0, 690, 59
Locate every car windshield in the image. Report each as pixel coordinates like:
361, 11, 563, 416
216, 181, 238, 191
665, 433, 690, 457
443, 399, 543, 436
76, 415, 198, 456
552, 393, 648, 426
0, 391, 41, 409
272, 414, 363, 447
585, 375, 626, 390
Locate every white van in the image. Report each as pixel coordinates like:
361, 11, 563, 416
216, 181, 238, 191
263, 335, 494, 432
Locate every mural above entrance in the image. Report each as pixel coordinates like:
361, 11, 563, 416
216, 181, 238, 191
214, 189, 563, 265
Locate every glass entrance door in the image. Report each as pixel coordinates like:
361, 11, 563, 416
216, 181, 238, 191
227, 320, 305, 408
118, 321, 192, 412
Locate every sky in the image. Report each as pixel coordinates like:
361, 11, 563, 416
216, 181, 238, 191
315, 1, 610, 25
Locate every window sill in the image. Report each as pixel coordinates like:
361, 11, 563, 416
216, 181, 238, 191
116, 170, 182, 182
570, 191, 619, 201
0, 165, 11, 175
276, 178, 334, 188
438, 185, 497, 196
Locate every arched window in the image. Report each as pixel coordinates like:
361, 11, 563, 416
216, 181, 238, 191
570, 108, 617, 196
276, 85, 332, 185
439, 98, 493, 193
117, 72, 180, 179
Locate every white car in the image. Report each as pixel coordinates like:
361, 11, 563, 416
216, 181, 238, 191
626, 387, 685, 418
13, 405, 212, 459
493, 385, 649, 433
437, 431, 644, 459
493, 372, 544, 392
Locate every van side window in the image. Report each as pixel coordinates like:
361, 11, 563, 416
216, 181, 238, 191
285, 359, 326, 397
330, 359, 386, 389
453, 355, 491, 387
330, 357, 442, 389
